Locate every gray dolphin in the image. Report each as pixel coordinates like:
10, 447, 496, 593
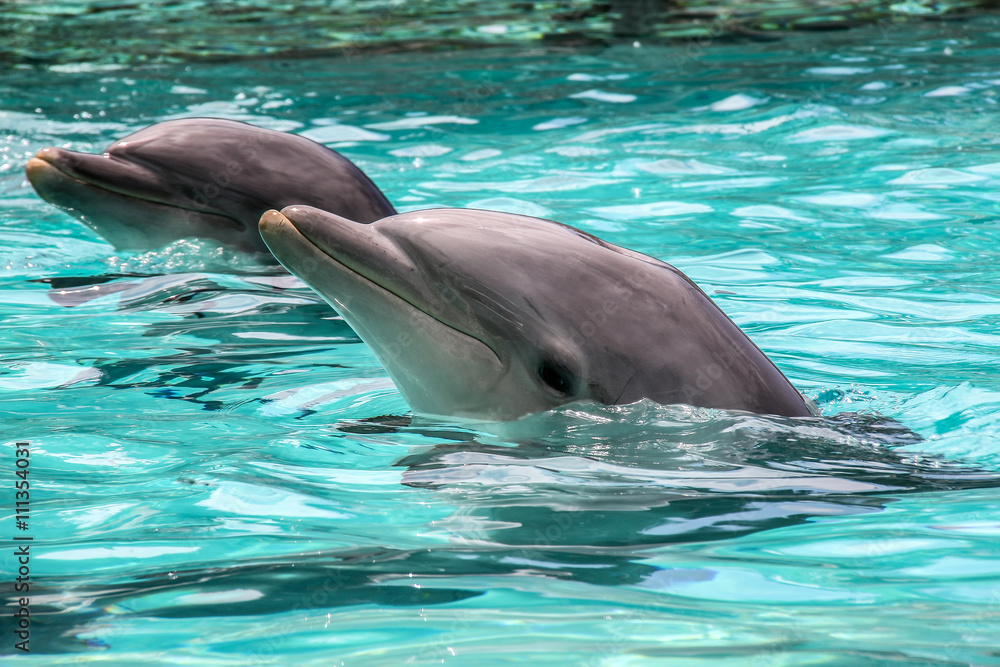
258, 205, 814, 420
25, 118, 395, 255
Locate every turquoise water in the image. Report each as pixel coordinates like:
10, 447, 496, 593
3, 14, 1000, 665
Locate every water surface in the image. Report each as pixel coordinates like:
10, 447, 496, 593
2, 14, 1000, 665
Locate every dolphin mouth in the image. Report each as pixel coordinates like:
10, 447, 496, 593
259, 208, 502, 365
27, 148, 239, 226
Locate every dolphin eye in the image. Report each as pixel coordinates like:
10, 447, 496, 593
538, 360, 576, 397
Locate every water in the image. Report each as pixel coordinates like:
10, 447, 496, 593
3, 13, 1000, 665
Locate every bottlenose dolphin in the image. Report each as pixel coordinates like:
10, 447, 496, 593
25, 118, 395, 255
259, 205, 814, 420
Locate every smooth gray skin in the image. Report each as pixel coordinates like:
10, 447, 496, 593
25, 118, 395, 255
259, 205, 814, 421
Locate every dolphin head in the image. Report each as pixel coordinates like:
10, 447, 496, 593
259, 206, 812, 421
26, 118, 394, 254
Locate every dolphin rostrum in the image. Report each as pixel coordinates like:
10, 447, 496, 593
259, 205, 814, 421
26, 117, 395, 255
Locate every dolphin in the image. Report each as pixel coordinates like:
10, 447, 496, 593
258, 205, 814, 420
25, 118, 395, 255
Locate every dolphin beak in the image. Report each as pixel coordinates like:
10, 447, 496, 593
28, 147, 60, 170
258, 208, 293, 237
260, 205, 406, 282
26, 148, 102, 217
258, 209, 323, 280
25, 156, 50, 181
30, 147, 64, 166
26, 147, 82, 182
26, 146, 168, 204
259, 206, 378, 290
26, 148, 79, 195
259, 207, 330, 265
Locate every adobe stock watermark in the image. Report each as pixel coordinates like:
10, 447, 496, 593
10, 441, 33, 654
340, 8, 395, 62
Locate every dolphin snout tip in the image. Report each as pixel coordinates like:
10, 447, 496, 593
258, 209, 289, 232
25, 156, 61, 190
25, 157, 47, 177
26, 148, 75, 186
29, 147, 69, 168
26, 147, 59, 175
